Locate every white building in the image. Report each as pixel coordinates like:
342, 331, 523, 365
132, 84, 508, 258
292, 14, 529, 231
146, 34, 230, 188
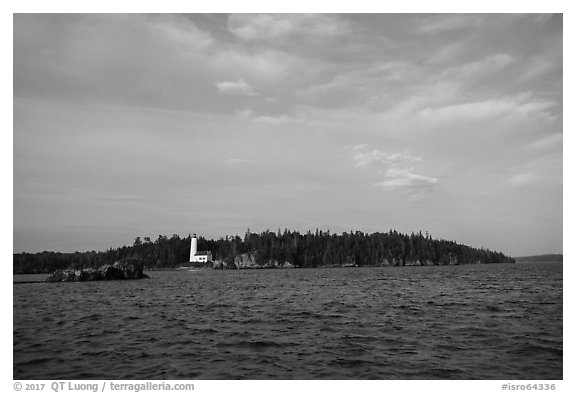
189, 234, 212, 263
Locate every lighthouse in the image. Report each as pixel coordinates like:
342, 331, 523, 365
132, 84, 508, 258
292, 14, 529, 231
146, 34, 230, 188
189, 234, 212, 263
189, 234, 198, 261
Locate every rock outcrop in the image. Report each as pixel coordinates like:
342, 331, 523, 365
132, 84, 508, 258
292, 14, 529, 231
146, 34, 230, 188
234, 252, 258, 268
214, 253, 296, 269
46, 258, 148, 282
46, 269, 77, 282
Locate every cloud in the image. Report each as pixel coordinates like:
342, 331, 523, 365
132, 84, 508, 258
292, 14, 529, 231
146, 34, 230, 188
442, 53, 516, 80
296, 61, 421, 106
252, 115, 294, 125
147, 14, 214, 51
417, 95, 558, 124
509, 173, 535, 187
234, 104, 333, 126
374, 172, 439, 190
215, 79, 258, 96
227, 14, 349, 42
352, 145, 421, 169
234, 107, 294, 125
416, 14, 525, 34
529, 133, 563, 150
352, 145, 438, 198
520, 56, 558, 82
375, 174, 439, 201
416, 14, 486, 34
213, 49, 304, 83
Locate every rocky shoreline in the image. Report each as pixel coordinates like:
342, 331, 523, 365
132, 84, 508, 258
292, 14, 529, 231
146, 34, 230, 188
196, 251, 461, 270
46, 258, 148, 282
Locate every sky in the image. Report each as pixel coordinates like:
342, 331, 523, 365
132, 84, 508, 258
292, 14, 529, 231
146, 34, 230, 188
13, 13, 563, 256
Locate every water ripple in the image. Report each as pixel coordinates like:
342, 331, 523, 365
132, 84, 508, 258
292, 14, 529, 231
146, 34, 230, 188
13, 263, 562, 379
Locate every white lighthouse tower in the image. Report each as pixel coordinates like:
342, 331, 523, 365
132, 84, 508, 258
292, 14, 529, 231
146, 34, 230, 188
189, 234, 198, 262
189, 234, 212, 263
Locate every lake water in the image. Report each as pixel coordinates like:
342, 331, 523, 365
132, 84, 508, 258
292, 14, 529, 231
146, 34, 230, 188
13, 263, 562, 379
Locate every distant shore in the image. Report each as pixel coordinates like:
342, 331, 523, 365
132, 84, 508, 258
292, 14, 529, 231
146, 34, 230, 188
513, 254, 563, 263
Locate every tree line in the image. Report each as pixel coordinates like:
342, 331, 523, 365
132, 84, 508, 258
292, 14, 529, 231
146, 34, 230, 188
13, 229, 514, 273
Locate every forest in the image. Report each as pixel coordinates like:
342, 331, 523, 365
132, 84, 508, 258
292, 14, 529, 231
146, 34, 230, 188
13, 229, 515, 273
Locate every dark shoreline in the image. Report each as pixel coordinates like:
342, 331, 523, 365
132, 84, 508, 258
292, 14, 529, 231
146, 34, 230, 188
14, 260, 522, 285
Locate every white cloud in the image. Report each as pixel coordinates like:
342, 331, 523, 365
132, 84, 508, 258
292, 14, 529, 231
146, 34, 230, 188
227, 14, 349, 42
147, 15, 214, 50
213, 49, 301, 81
215, 79, 258, 96
352, 145, 421, 169
297, 61, 420, 104
417, 95, 557, 124
374, 172, 439, 190
252, 115, 294, 125
233, 107, 297, 125
509, 173, 535, 187
352, 145, 438, 198
414, 14, 523, 35
234, 104, 348, 127
416, 14, 485, 34
520, 56, 557, 82
443, 54, 516, 80
529, 133, 563, 150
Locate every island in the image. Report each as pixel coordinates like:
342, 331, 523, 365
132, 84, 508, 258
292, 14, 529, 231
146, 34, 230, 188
14, 229, 515, 275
